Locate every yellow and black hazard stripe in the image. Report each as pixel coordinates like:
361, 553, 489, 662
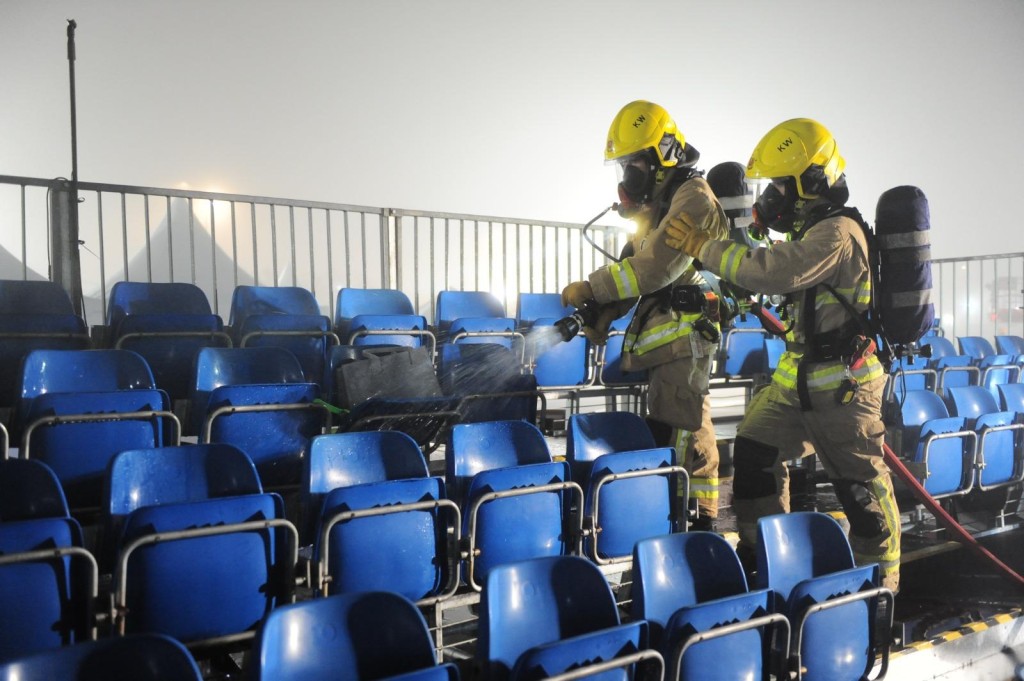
890, 607, 1023, 658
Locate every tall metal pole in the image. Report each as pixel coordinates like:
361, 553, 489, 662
67, 20, 79, 187
52, 18, 84, 315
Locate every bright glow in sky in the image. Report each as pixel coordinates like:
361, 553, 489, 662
2, 0, 1023, 260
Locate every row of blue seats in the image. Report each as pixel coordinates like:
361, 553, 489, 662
1, 279, 785, 409
263, 514, 893, 681
889, 334, 1024, 404
0, 414, 686, 659
0, 512, 893, 680
3, 344, 543, 511
892, 385, 1024, 499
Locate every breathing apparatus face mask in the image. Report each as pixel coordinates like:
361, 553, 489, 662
614, 151, 658, 216
752, 178, 799, 234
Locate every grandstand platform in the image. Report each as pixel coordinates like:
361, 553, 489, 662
1, 173, 1023, 679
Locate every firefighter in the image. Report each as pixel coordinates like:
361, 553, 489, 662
561, 100, 729, 530
664, 118, 901, 591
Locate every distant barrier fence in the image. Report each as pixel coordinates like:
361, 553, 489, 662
1, 175, 1021, 340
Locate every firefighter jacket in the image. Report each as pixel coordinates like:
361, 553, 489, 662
588, 172, 728, 371
697, 201, 885, 393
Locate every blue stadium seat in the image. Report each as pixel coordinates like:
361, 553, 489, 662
522, 317, 590, 390
957, 335, 996, 363
229, 285, 338, 389
103, 444, 262, 566
448, 421, 582, 590
0, 516, 97, 662
190, 347, 327, 488
886, 356, 938, 403
313, 476, 460, 603
17, 349, 177, 511
896, 390, 975, 497
719, 324, 768, 379
632, 532, 788, 681
446, 420, 550, 509
979, 354, 1021, 399
435, 290, 518, 350
111, 493, 297, 647
335, 287, 435, 351
252, 591, 458, 681
921, 336, 957, 366
303, 430, 428, 541
0, 280, 90, 412
947, 386, 1024, 491
0, 459, 70, 522
998, 383, 1024, 416
0, 634, 202, 681
994, 335, 1024, 356
106, 281, 230, 402
565, 410, 657, 483
934, 354, 980, 399
597, 312, 648, 388
567, 412, 684, 562
477, 555, 659, 681
757, 512, 893, 681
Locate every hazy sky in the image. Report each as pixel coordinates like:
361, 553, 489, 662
3, 0, 1023, 261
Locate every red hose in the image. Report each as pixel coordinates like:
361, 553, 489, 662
883, 442, 1024, 588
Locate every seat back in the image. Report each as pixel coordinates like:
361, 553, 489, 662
995, 335, 1024, 356
22, 389, 170, 511
0, 634, 203, 681
720, 327, 768, 378
104, 444, 262, 563
107, 281, 213, 326
0, 280, 76, 315
335, 288, 425, 347
478, 556, 623, 681
598, 314, 648, 386
947, 385, 1001, 422
0, 282, 90, 409
316, 477, 456, 601
921, 336, 957, 365
229, 286, 332, 386
447, 420, 550, 508
957, 335, 996, 362
566, 411, 657, 483
253, 591, 444, 681
632, 532, 749, 649
190, 346, 307, 435
0, 459, 69, 521
106, 282, 227, 401
116, 493, 292, 645
436, 290, 506, 332
0, 517, 92, 662
524, 317, 589, 389
586, 448, 678, 561
998, 383, 1024, 415
304, 430, 428, 543
202, 383, 324, 488
20, 349, 155, 400
464, 461, 576, 589
756, 512, 856, 605
516, 293, 571, 327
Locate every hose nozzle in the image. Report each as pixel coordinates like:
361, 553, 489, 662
554, 299, 600, 342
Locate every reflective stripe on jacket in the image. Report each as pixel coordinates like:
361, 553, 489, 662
588, 173, 728, 366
